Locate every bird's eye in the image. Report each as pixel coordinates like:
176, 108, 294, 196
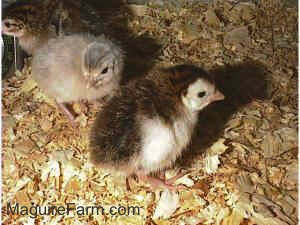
101, 67, 109, 74
198, 91, 206, 98
4, 22, 11, 28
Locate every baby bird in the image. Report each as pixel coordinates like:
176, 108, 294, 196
89, 65, 224, 189
2, 0, 58, 54
2, 0, 105, 55
32, 34, 124, 125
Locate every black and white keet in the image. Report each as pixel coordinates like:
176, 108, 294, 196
89, 64, 224, 189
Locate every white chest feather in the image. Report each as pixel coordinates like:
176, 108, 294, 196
138, 113, 197, 173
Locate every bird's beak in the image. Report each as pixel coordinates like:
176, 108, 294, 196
86, 81, 92, 89
210, 90, 225, 102
86, 79, 102, 89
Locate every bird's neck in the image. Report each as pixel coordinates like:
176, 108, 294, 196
174, 105, 199, 132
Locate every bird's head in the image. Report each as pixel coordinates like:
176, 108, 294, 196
181, 78, 224, 112
2, 0, 56, 37
167, 64, 224, 112
82, 37, 124, 89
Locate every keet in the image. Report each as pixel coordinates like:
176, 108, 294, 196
89, 65, 224, 189
32, 34, 124, 126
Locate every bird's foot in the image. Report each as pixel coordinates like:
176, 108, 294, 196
165, 171, 190, 185
137, 172, 189, 191
146, 176, 187, 191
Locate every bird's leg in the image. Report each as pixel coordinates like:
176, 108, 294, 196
57, 2, 68, 36
15, 38, 26, 72
126, 174, 139, 192
56, 102, 77, 128
126, 177, 132, 192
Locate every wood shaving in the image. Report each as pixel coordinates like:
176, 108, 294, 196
2, 0, 297, 224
